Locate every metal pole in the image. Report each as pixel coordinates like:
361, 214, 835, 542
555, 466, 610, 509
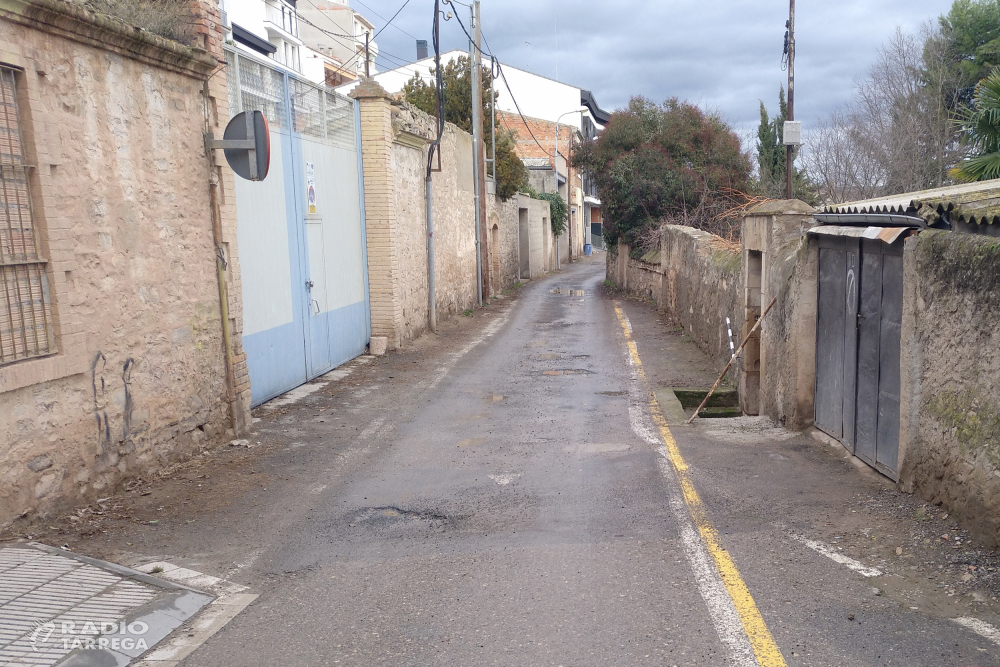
470, 1, 486, 302
365, 33, 370, 78
490, 58, 496, 185
426, 175, 436, 332
785, 0, 794, 200
554, 118, 560, 270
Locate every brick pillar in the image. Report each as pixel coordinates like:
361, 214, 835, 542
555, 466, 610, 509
350, 80, 404, 349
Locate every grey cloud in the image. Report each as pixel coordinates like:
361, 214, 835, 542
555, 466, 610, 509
369, 0, 954, 129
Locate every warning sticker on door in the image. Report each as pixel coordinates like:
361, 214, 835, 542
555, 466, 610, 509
306, 162, 317, 215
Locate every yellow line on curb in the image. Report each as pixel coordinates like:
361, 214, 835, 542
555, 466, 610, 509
614, 302, 787, 667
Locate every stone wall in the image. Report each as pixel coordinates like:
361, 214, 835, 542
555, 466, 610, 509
389, 102, 478, 343
898, 231, 1000, 544
607, 228, 740, 375
353, 83, 524, 348
741, 201, 817, 427
0, 0, 247, 527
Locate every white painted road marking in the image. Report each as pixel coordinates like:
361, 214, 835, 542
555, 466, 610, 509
619, 311, 759, 667
790, 535, 883, 578
953, 617, 1000, 648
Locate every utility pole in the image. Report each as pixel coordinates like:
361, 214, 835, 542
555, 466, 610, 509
365, 32, 371, 78
470, 0, 489, 302
785, 0, 794, 200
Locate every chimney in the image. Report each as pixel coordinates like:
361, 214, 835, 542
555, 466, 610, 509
416, 40, 428, 60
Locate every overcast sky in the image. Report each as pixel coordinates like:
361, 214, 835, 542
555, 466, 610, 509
353, 0, 955, 131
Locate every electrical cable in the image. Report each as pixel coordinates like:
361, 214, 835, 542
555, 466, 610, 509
373, 0, 413, 40
353, 0, 421, 40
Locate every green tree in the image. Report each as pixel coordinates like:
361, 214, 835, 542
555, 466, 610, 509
934, 0, 1000, 108
951, 67, 1000, 181
402, 56, 526, 200
572, 96, 751, 246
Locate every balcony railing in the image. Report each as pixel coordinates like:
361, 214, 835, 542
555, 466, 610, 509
265, 0, 298, 38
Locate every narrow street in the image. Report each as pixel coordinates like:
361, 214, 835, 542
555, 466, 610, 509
28, 258, 1000, 666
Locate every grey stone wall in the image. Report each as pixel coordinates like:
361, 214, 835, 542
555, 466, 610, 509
899, 231, 1000, 545
607, 228, 740, 375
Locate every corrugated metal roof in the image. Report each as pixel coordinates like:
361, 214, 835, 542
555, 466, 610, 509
825, 179, 1000, 228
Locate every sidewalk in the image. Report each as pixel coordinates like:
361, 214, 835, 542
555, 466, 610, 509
0, 544, 252, 667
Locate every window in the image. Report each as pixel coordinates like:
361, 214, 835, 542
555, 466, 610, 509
0, 65, 54, 366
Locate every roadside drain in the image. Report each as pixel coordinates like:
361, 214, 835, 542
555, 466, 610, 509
672, 387, 742, 418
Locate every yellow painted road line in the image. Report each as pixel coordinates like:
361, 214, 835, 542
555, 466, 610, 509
614, 302, 787, 667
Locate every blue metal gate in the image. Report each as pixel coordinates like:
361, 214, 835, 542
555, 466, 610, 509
225, 49, 370, 406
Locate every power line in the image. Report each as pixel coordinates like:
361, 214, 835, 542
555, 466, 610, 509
295, 9, 416, 79
373, 0, 413, 40
353, 0, 421, 41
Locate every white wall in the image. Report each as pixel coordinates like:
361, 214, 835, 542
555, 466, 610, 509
338, 50, 598, 131
227, 0, 267, 37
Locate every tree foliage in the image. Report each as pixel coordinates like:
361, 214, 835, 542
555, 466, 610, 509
572, 97, 751, 246
951, 66, 1000, 181
402, 56, 526, 200
805, 27, 964, 202
933, 0, 1000, 108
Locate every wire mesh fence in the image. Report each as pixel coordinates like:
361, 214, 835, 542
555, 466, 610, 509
225, 48, 356, 150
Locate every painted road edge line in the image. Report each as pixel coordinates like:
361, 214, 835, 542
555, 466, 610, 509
953, 617, 1000, 648
790, 535, 883, 578
615, 301, 787, 667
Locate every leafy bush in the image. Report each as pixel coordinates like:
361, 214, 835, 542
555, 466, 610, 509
573, 97, 751, 246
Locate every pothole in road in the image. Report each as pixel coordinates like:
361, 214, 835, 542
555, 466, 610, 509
349, 506, 451, 531
596, 390, 626, 396
539, 369, 594, 376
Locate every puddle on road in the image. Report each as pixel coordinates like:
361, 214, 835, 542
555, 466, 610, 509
551, 288, 587, 296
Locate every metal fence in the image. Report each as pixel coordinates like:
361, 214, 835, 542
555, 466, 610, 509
224, 48, 357, 152
0, 66, 54, 366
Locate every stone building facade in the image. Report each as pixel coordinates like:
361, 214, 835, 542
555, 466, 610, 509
0, 0, 250, 528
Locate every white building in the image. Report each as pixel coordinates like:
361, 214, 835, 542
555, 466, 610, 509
297, 0, 378, 85
220, 0, 374, 87
337, 49, 608, 135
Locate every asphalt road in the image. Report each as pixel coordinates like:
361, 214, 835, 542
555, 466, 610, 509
49, 257, 1000, 666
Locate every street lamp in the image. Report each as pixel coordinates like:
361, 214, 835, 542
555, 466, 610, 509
554, 107, 587, 270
